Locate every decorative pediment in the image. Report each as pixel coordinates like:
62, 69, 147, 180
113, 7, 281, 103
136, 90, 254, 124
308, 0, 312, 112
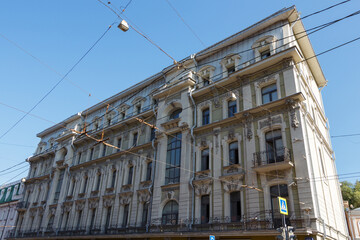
118, 103, 130, 113
193, 179, 213, 196
119, 192, 133, 205
161, 118, 180, 131
61, 202, 73, 213
252, 35, 276, 49
259, 116, 282, 129
220, 175, 244, 192
103, 195, 115, 207
88, 198, 99, 209
75, 199, 85, 211
220, 54, 241, 67
49, 205, 57, 215
137, 189, 151, 203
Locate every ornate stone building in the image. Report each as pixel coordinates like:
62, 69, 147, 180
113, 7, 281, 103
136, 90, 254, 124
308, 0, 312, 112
0, 180, 24, 240
9, 6, 349, 240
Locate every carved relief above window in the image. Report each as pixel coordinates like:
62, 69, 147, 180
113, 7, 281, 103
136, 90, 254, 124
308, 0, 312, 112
118, 103, 130, 121
198, 65, 215, 87
220, 54, 241, 78
252, 35, 277, 62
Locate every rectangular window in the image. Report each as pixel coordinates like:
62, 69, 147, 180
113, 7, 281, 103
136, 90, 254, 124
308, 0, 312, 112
89, 209, 96, 230
150, 127, 156, 141
47, 215, 54, 230
105, 207, 111, 232
128, 166, 133, 185
102, 145, 107, 157
202, 108, 210, 125
133, 133, 138, 146
117, 138, 122, 152
203, 76, 210, 86
78, 152, 82, 164
230, 192, 241, 222
136, 105, 141, 114
122, 204, 129, 228
261, 49, 271, 59
111, 171, 116, 188
146, 162, 152, 181
165, 132, 182, 185
96, 175, 101, 191
53, 169, 65, 203
228, 100, 237, 117
89, 148, 94, 161
229, 142, 239, 165
270, 184, 290, 228
262, 84, 278, 104
201, 195, 210, 224
201, 148, 210, 171
227, 65, 235, 74
265, 130, 284, 164
82, 177, 88, 193
142, 202, 149, 226
76, 210, 82, 230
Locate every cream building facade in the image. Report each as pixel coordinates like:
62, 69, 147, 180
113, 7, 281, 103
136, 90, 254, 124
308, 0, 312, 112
9, 6, 349, 240
0, 180, 24, 240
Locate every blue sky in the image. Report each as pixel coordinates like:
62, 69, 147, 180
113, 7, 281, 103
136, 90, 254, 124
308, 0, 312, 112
0, 0, 359, 185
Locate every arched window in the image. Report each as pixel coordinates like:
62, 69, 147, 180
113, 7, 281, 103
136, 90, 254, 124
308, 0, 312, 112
162, 200, 178, 225
170, 109, 182, 120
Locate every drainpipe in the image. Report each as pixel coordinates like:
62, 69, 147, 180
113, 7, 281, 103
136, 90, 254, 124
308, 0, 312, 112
146, 101, 158, 233
189, 53, 198, 229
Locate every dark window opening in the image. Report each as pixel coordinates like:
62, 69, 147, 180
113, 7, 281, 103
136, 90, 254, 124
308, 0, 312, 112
228, 100, 237, 117
261, 49, 271, 59
270, 184, 290, 228
142, 202, 149, 226
146, 162, 152, 181
133, 133, 138, 146
265, 130, 284, 164
128, 166, 133, 185
227, 65, 236, 74
202, 108, 210, 125
201, 149, 210, 171
262, 84, 277, 104
122, 204, 129, 227
229, 142, 239, 165
170, 109, 182, 120
230, 192, 241, 222
162, 200, 178, 225
165, 132, 182, 185
111, 170, 116, 188
201, 195, 210, 224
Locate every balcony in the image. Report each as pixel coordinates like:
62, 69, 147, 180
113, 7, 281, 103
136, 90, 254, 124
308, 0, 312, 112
8, 211, 311, 239
252, 147, 293, 173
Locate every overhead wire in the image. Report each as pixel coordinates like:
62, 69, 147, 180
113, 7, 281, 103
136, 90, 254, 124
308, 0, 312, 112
2, 0, 356, 197
165, 0, 206, 47
0, 23, 115, 141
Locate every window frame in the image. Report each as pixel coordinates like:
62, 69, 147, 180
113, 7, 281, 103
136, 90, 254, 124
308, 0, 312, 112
162, 200, 179, 225
229, 142, 239, 165
261, 84, 278, 104
201, 148, 210, 171
202, 108, 210, 125
165, 132, 182, 185
228, 100, 237, 117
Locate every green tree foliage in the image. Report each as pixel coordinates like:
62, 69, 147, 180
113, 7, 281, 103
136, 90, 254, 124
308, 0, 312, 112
341, 180, 360, 209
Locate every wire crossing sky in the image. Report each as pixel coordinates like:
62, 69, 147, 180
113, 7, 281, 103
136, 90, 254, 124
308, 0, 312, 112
0, 0, 359, 184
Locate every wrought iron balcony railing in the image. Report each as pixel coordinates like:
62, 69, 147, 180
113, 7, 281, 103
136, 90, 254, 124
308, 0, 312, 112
253, 147, 291, 168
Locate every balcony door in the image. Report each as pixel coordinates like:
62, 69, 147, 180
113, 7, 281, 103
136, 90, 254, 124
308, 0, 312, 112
270, 184, 290, 228
265, 130, 284, 164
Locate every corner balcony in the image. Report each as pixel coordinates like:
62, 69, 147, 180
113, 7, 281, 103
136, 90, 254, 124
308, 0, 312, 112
252, 147, 293, 173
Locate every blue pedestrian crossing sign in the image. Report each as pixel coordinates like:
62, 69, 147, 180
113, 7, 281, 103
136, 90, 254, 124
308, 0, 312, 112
210, 235, 215, 240
278, 197, 288, 215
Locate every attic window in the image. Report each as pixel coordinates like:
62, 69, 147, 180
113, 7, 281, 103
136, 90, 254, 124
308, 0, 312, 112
261, 49, 271, 60
227, 65, 236, 74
